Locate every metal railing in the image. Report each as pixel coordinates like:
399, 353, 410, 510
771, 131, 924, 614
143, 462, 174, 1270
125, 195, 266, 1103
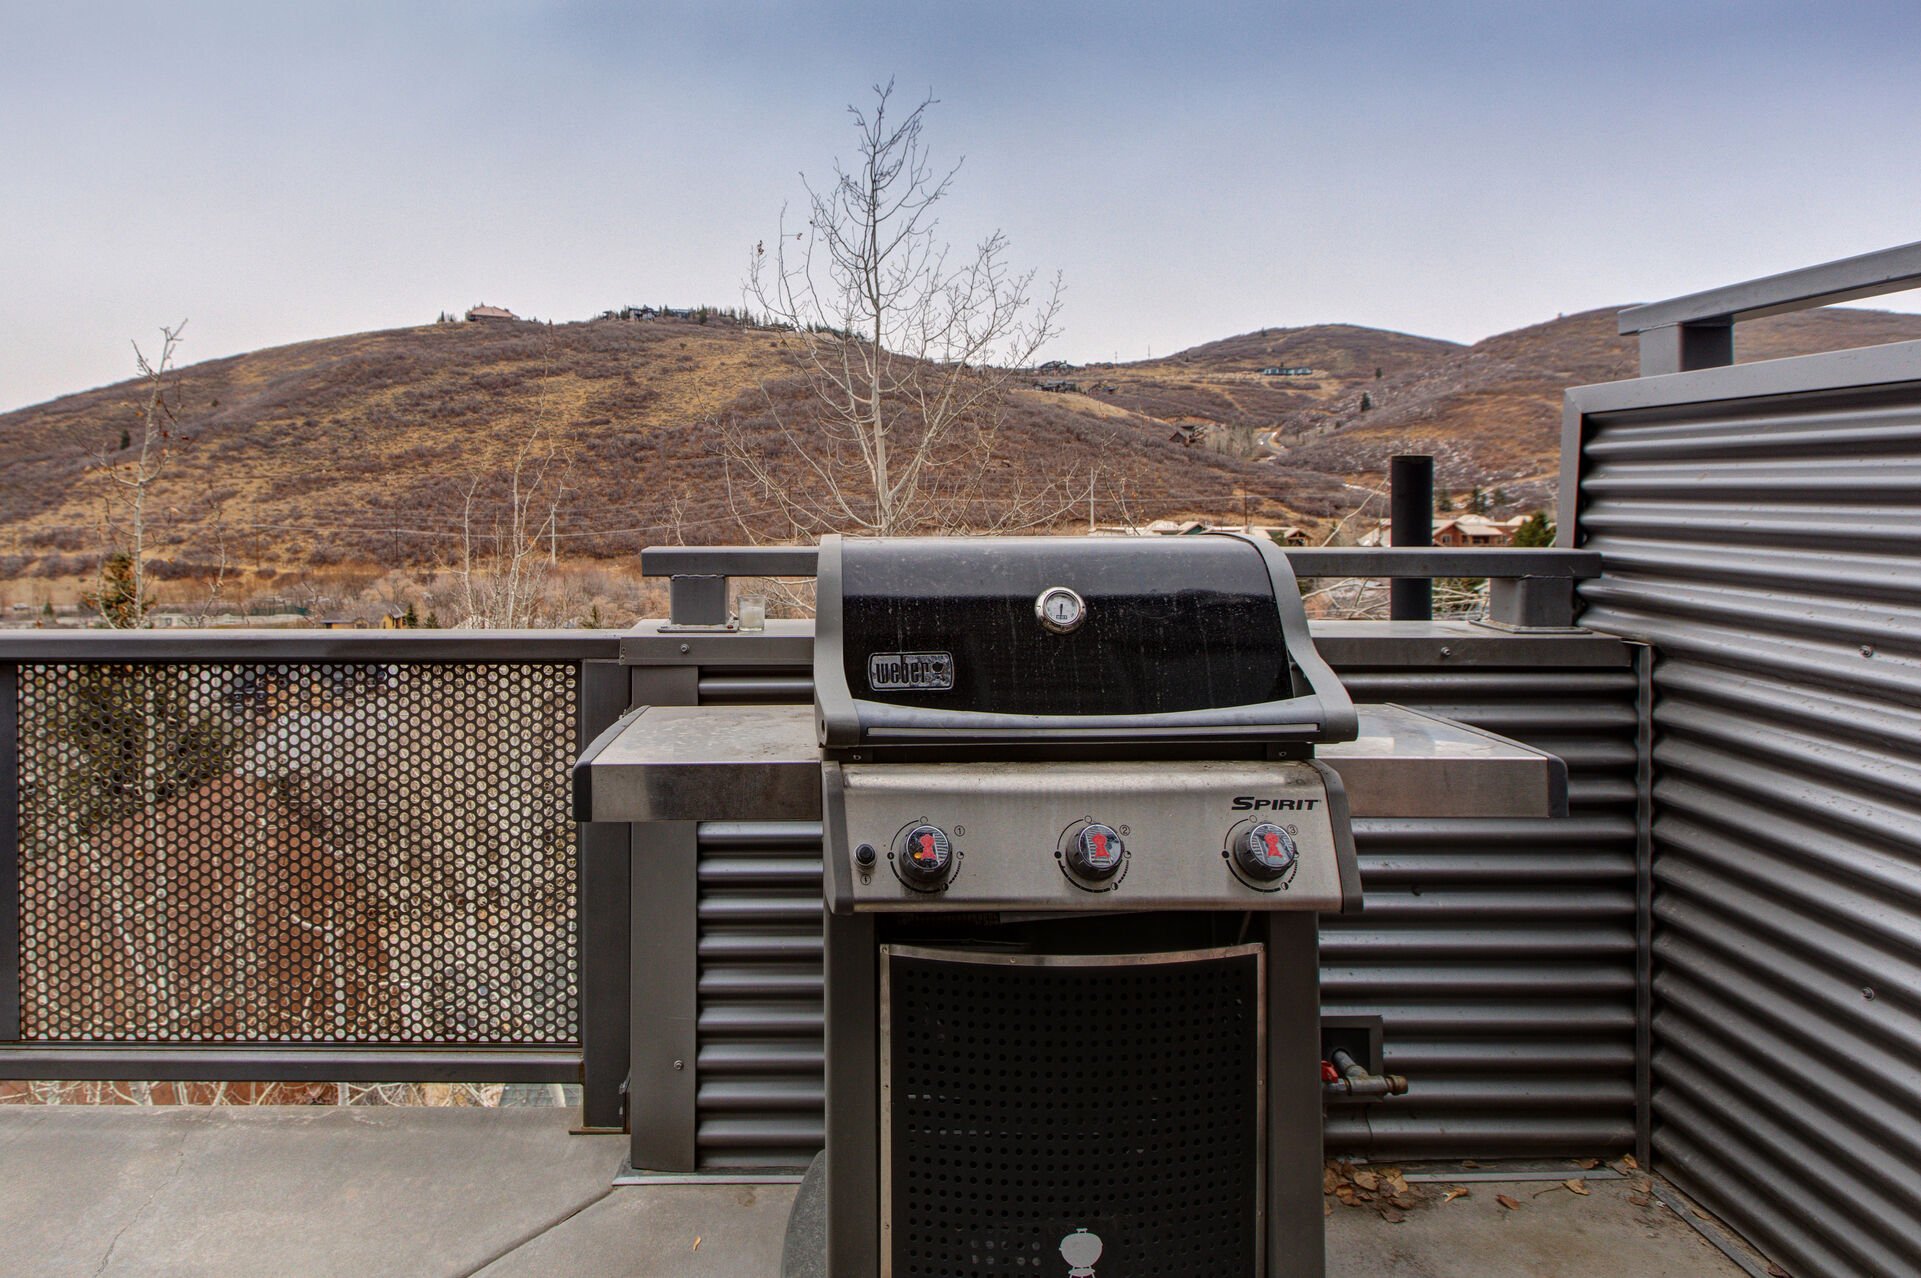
1619, 238, 1921, 375
640, 544, 1604, 631
0, 631, 627, 1128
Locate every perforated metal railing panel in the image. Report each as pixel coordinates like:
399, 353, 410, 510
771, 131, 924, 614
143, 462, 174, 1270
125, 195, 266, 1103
13, 661, 579, 1045
884, 945, 1261, 1278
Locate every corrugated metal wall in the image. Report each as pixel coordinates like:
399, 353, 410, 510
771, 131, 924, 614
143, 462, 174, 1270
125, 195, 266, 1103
691, 666, 828, 1170
1573, 369, 1921, 1278
1321, 657, 1641, 1157
686, 636, 1641, 1170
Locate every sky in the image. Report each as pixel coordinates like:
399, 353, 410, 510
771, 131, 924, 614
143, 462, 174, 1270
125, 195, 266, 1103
3, 0, 1920, 412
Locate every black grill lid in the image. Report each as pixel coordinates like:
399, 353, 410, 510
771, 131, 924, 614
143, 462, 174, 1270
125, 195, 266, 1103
814, 533, 1356, 749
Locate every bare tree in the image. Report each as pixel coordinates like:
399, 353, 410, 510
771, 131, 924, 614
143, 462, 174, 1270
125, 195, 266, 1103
455, 407, 574, 628
87, 323, 186, 628
723, 81, 1075, 542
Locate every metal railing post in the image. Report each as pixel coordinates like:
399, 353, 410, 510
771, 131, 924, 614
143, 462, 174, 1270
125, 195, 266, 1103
1389, 455, 1434, 621
576, 659, 631, 1131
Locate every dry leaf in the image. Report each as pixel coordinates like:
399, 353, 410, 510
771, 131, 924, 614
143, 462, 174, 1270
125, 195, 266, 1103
1621, 1154, 1640, 1170
1378, 1205, 1407, 1224
1353, 1170, 1381, 1193
1577, 1158, 1601, 1170
1627, 1192, 1651, 1208
1765, 1265, 1788, 1278
1443, 1186, 1471, 1203
1335, 1186, 1358, 1205
1463, 1159, 1482, 1169
1323, 1167, 1341, 1195
1324, 1199, 1335, 1217
1386, 1170, 1411, 1195
1564, 1178, 1590, 1196
1496, 1194, 1523, 1210
1390, 1194, 1420, 1210
692, 1236, 702, 1250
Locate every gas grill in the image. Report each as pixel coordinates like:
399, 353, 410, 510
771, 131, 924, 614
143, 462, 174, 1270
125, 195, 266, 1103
575, 532, 1569, 1277
810, 533, 1359, 1278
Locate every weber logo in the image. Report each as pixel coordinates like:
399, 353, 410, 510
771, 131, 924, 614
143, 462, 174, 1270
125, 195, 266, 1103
1232, 796, 1319, 811
868, 651, 955, 692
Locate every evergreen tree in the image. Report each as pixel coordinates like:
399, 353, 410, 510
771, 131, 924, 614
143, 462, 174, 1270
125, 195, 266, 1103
1359, 392, 1372, 412
1511, 511, 1555, 548
401, 601, 420, 628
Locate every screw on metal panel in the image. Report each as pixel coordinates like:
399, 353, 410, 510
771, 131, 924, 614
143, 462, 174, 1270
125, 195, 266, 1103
674, 1059, 685, 1070
1862, 645, 1876, 657
1864, 988, 1876, 1000
680, 643, 691, 654
1439, 646, 1452, 657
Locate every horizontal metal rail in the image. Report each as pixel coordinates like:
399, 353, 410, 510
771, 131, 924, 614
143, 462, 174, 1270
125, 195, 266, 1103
1619, 239, 1921, 376
1620, 239, 1921, 334
641, 544, 1599, 580
0, 630, 623, 662
0, 1045, 578, 1083
643, 544, 1602, 629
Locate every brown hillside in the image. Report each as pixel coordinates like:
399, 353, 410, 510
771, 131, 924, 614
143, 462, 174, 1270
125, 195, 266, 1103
1080, 324, 1460, 433
0, 316, 1361, 583
1278, 306, 1921, 510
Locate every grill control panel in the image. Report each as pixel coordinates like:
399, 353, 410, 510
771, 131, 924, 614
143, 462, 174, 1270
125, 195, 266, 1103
825, 759, 1356, 913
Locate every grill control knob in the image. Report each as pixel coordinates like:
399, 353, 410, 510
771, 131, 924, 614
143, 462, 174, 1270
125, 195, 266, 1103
1236, 823, 1297, 881
1067, 823, 1125, 880
898, 825, 953, 884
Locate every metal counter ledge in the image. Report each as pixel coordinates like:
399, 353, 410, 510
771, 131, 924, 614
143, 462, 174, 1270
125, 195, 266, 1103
574, 703, 1565, 823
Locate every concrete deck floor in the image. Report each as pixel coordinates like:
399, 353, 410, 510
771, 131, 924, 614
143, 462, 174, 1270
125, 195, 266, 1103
0, 1106, 1758, 1277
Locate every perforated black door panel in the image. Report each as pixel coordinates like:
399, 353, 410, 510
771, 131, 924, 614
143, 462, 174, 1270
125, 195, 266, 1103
883, 944, 1262, 1277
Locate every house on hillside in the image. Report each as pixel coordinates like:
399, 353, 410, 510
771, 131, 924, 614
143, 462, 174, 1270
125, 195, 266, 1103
465, 305, 517, 322
1260, 366, 1315, 376
1360, 514, 1525, 547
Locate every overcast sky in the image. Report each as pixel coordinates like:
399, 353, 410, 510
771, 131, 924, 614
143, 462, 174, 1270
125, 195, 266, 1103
3, 0, 1919, 411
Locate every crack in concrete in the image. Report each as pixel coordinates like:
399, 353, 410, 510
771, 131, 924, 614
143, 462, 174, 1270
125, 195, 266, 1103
92, 1121, 195, 1277
457, 1185, 616, 1277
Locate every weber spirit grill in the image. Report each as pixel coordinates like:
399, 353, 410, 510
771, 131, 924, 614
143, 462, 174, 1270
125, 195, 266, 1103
574, 533, 1568, 1278
807, 533, 1365, 1277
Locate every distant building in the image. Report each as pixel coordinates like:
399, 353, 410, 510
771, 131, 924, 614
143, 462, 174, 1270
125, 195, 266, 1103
1360, 515, 1524, 548
465, 305, 517, 322
1035, 379, 1082, 393
1260, 367, 1314, 376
